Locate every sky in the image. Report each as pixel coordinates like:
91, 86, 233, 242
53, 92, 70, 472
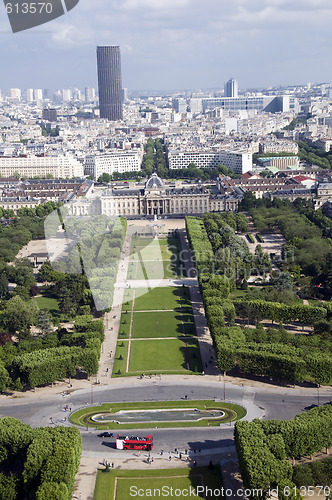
0, 0, 332, 92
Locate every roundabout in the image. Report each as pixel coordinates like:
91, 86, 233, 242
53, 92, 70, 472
70, 399, 246, 429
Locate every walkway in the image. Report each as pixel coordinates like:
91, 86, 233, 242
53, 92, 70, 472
74, 445, 240, 500
178, 229, 219, 376
97, 229, 133, 383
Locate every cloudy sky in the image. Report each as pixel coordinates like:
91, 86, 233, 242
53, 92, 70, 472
0, 0, 332, 92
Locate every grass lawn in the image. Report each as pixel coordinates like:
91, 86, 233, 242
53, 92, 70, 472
112, 341, 129, 376
129, 260, 182, 280
33, 296, 59, 312
123, 287, 190, 312
131, 311, 194, 338
130, 244, 180, 262
128, 338, 200, 373
118, 313, 131, 338
94, 467, 222, 500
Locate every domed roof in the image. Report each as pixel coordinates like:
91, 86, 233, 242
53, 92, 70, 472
145, 173, 164, 190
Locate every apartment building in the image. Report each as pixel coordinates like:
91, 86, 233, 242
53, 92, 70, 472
84, 150, 143, 179
168, 150, 252, 174
0, 155, 83, 178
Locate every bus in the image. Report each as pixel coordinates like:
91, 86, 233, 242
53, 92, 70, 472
116, 434, 153, 451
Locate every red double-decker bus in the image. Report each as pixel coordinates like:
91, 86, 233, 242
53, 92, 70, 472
116, 434, 153, 451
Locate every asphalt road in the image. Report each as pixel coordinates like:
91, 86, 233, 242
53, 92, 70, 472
0, 379, 331, 455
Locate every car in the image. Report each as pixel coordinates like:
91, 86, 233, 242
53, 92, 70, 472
98, 432, 113, 437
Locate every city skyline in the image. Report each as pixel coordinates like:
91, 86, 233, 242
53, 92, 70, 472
0, 1, 332, 90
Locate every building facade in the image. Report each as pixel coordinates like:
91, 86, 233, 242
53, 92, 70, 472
97, 45, 123, 121
0, 155, 83, 178
168, 150, 252, 174
202, 95, 298, 114
69, 174, 240, 217
224, 78, 238, 98
85, 151, 143, 179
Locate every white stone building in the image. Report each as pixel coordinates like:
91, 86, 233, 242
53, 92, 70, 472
85, 151, 143, 179
168, 150, 252, 174
0, 155, 83, 178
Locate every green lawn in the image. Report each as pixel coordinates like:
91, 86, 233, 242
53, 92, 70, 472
112, 341, 129, 376
94, 467, 222, 500
128, 338, 200, 373
118, 313, 131, 338
131, 311, 194, 338
33, 296, 59, 312
130, 260, 182, 280
123, 287, 190, 312
130, 244, 180, 262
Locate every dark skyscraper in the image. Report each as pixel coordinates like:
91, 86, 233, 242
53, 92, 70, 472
97, 46, 123, 121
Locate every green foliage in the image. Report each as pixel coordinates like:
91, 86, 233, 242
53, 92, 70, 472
36, 482, 68, 500
10, 346, 99, 388
1, 296, 39, 338
0, 473, 19, 500
235, 405, 332, 492
0, 418, 81, 500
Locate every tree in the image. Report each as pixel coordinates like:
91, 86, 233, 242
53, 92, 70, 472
97, 173, 112, 183
0, 274, 8, 299
2, 296, 39, 338
37, 310, 53, 337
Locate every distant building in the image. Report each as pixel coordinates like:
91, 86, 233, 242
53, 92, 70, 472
42, 108, 57, 122
69, 173, 240, 217
256, 156, 300, 170
34, 89, 43, 101
224, 78, 238, 98
8, 88, 21, 101
172, 98, 187, 113
85, 87, 96, 102
189, 98, 203, 114
0, 155, 83, 179
168, 150, 252, 174
26, 88, 34, 102
97, 45, 123, 121
202, 95, 298, 114
85, 151, 142, 179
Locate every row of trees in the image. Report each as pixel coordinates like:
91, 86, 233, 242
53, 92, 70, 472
234, 299, 327, 325
186, 214, 332, 386
298, 140, 332, 170
0, 313, 104, 391
234, 404, 332, 495
0, 417, 81, 500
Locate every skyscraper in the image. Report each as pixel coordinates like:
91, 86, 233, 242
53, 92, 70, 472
224, 78, 238, 98
97, 45, 123, 121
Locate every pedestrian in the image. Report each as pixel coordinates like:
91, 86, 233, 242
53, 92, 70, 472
179, 453, 182, 459
112, 462, 114, 468
194, 461, 197, 467
160, 450, 163, 456
169, 456, 171, 461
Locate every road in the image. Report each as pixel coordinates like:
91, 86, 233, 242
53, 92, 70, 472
0, 378, 331, 456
